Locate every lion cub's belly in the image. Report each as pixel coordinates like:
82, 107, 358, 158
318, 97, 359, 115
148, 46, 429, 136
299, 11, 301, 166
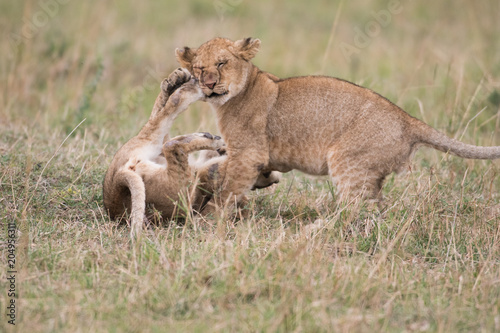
268, 140, 329, 176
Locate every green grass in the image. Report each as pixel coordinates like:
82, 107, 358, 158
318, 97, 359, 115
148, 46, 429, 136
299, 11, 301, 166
1, 0, 500, 332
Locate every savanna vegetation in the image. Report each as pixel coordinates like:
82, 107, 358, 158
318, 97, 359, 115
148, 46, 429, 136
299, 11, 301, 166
1, 0, 499, 331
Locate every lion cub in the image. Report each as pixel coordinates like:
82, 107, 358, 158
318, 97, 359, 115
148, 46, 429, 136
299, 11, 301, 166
103, 68, 280, 235
176, 37, 500, 205
102, 68, 216, 234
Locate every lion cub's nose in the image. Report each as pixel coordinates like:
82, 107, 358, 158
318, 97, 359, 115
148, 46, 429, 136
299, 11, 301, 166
205, 81, 216, 90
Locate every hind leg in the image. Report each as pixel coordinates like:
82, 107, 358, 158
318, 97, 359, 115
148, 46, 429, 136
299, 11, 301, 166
327, 150, 385, 203
333, 173, 385, 204
162, 132, 224, 187
133, 133, 224, 220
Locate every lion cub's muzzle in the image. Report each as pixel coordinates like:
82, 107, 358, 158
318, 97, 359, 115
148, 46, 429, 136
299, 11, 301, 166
199, 72, 227, 97
204, 81, 216, 90
202, 86, 228, 98
200, 72, 217, 93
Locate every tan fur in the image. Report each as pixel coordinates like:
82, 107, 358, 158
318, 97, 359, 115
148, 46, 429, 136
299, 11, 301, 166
190, 149, 281, 214
103, 68, 280, 235
176, 37, 500, 204
103, 68, 221, 236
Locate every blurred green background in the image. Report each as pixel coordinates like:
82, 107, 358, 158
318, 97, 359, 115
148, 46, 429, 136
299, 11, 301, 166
2, 0, 499, 146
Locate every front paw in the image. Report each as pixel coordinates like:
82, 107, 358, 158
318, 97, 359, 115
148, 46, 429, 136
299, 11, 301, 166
195, 133, 225, 154
169, 78, 203, 105
194, 132, 221, 140
193, 132, 225, 150
161, 68, 192, 95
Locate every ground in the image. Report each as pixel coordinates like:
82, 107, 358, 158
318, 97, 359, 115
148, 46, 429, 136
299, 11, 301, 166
1, 0, 499, 331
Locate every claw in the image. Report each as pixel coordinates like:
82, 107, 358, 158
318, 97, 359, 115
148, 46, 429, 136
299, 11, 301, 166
201, 132, 213, 139
162, 68, 192, 94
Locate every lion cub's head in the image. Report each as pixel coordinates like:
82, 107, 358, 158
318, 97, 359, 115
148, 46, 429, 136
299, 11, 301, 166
176, 37, 260, 105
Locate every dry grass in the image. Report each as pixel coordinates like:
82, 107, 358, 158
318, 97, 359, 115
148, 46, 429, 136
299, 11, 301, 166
1, 0, 500, 332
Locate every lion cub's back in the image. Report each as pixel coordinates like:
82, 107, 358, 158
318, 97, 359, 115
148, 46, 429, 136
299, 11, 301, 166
266, 75, 413, 175
269, 76, 373, 143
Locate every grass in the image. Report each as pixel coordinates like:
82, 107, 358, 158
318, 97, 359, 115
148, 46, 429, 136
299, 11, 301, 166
1, 0, 500, 331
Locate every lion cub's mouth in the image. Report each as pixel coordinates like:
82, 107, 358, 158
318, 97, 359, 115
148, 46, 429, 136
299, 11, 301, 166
205, 91, 228, 98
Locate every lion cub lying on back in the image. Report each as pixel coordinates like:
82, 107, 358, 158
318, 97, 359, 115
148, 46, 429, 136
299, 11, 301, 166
103, 68, 279, 235
176, 37, 500, 207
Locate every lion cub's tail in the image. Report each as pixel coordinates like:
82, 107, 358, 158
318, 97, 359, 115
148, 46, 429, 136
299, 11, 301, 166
415, 121, 500, 159
116, 162, 146, 236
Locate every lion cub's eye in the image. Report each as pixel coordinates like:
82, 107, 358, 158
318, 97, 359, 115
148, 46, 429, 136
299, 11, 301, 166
193, 67, 203, 76
217, 61, 227, 69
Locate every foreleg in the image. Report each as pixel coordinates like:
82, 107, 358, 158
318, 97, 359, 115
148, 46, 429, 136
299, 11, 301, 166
217, 149, 269, 208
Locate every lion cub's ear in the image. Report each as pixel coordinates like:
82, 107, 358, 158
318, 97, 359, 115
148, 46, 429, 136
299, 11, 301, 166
175, 47, 196, 70
234, 37, 261, 61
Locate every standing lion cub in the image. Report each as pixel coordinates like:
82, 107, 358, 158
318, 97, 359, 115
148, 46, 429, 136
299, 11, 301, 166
176, 37, 500, 206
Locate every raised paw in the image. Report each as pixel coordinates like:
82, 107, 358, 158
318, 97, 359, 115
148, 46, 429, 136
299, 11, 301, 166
165, 132, 225, 152
210, 136, 225, 150
193, 133, 224, 148
169, 133, 198, 143
193, 132, 222, 140
161, 68, 192, 95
